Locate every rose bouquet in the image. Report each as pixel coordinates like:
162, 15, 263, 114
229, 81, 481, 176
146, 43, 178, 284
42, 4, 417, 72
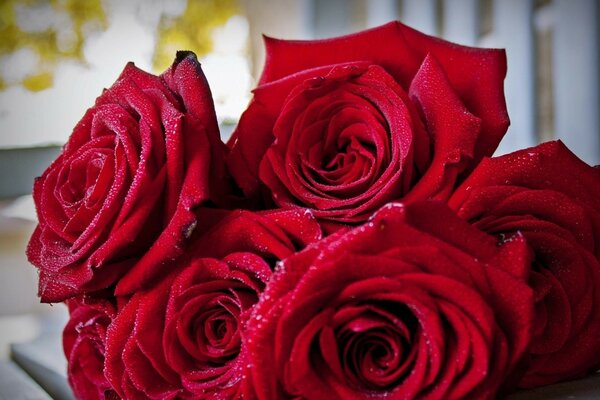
27, 22, 600, 399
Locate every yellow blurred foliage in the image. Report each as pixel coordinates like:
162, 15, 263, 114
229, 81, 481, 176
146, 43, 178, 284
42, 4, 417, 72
22, 71, 53, 91
0, 0, 239, 91
153, 0, 239, 72
0, 0, 106, 90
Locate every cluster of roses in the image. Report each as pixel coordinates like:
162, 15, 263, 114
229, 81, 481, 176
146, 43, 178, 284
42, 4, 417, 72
28, 22, 600, 399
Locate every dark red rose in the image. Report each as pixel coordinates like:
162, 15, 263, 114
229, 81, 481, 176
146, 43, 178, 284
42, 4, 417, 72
104, 208, 321, 399
27, 51, 228, 302
63, 298, 118, 400
228, 21, 509, 224
448, 140, 600, 388
246, 202, 534, 399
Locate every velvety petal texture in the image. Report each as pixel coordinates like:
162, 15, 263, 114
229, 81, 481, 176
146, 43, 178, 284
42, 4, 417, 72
27, 51, 228, 302
63, 298, 117, 400
227, 21, 508, 225
246, 202, 534, 399
448, 141, 600, 388
104, 208, 322, 399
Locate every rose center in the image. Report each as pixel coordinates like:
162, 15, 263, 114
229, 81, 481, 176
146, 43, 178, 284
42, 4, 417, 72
204, 311, 237, 348
190, 297, 243, 360
336, 304, 417, 391
290, 87, 392, 198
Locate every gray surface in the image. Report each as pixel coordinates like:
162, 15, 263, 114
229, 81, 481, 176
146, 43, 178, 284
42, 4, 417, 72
0, 146, 61, 199
0, 361, 51, 400
11, 333, 74, 400
507, 372, 600, 399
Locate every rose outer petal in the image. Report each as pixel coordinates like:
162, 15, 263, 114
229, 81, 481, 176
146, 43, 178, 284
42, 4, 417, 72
116, 54, 224, 296
448, 141, 600, 387
405, 54, 481, 202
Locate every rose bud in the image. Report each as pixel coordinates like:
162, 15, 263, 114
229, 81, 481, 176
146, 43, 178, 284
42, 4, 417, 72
448, 140, 600, 387
246, 202, 534, 399
104, 208, 321, 399
27, 51, 229, 302
63, 298, 117, 400
227, 22, 509, 226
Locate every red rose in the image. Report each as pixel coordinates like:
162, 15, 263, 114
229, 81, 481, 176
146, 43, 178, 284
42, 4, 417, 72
105, 208, 321, 399
27, 51, 228, 302
246, 202, 534, 399
63, 298, 117, 400
448, 141, 600, 388
228, 22, 509, 224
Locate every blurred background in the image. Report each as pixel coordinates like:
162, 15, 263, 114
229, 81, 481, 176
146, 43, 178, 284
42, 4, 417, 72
0, 0, 598, 391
